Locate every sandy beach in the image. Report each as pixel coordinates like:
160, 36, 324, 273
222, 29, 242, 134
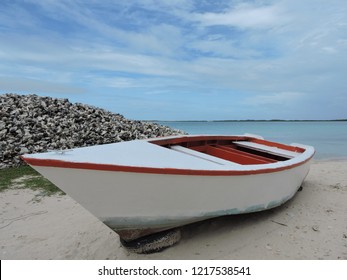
1, 160, 346, 260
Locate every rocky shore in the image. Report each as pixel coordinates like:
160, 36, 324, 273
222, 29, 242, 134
0, 93, 185, 169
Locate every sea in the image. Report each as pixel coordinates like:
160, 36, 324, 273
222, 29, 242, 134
158, 121, 347, 160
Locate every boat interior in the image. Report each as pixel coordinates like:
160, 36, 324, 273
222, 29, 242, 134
150, 136, 305, 165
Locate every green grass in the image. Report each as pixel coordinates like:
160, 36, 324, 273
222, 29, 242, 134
0, 165, 64, 195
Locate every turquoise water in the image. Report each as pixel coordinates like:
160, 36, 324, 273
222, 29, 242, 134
158, 121, 347, 160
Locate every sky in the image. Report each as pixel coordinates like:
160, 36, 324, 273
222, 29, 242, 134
1, 0, 347, 120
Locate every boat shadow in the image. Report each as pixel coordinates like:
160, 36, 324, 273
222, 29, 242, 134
120, 182, 311, 258
177, 185, 305, 251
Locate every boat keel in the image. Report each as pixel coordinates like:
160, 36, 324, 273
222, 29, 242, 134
118, 228, 181, 254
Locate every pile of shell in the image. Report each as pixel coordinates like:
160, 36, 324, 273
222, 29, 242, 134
0, 93, 185, 169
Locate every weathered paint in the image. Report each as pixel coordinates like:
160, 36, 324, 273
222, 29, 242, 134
102, 194, 295, 231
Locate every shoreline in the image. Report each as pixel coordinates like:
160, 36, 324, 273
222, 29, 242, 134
313, 157, 347, 162
1, 159, 346, 259
153, 120, 347, 123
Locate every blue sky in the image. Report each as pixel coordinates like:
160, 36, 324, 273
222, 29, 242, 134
1, 0, 347, 120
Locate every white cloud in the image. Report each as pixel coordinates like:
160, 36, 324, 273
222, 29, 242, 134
243, 92, 305, 106
321, 46, 337, 54
188, 38, 261, 59
1, 0, 347, 119
192, 3, 285, 29
0, 77, 84, 94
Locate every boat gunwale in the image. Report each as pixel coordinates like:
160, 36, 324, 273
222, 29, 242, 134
21, 135, 315, 176
21, 152, 315, 176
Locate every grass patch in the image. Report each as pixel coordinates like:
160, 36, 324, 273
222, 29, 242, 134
0, 165, 64, 195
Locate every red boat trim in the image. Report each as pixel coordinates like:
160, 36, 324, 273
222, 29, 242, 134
149, 135, 248, 146
206, 145, 275, 164
149, 135, 306, 153
150, 135, 304, 165
21, 154, 314, 176
249, 138, 305, 153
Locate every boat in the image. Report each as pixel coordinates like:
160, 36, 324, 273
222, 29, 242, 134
21, 134, 315, 253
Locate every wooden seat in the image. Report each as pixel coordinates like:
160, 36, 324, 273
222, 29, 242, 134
170, 145, 240, 165
234, 141, 301, 158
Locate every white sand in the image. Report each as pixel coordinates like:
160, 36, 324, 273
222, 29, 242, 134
1, 160, 346, 260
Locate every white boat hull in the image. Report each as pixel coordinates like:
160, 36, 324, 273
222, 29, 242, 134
33, 160, 310, 232
22, 134, 315, 247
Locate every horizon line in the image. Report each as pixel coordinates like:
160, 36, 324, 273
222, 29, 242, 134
144, 119, 347, 122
